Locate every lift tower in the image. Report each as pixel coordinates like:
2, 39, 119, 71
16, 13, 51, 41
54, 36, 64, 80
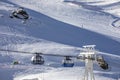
80, 45, 96, 80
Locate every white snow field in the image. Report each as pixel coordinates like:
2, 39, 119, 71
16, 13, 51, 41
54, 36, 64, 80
0, 0, 120, 80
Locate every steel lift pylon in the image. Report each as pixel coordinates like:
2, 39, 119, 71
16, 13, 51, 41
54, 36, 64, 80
80, 45, 96, 80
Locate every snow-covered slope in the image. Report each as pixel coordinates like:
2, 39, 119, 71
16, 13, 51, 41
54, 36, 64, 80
0, 0, 120, 80
9, 0, 120, 39
1, 0, 120, 54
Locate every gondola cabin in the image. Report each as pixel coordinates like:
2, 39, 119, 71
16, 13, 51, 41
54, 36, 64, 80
97, 55, 109, 70
31, 53, 44, 64
62, 56, 74, 67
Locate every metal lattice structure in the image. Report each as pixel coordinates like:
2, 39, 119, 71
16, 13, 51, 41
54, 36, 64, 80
80, 45, 96, 80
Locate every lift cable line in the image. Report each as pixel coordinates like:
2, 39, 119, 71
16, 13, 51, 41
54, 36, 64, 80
0, 48, 77, 57
0, 45, 110, 80
0, 48, 33, 54
0, 45, 109, 69
0, 48, 77, 67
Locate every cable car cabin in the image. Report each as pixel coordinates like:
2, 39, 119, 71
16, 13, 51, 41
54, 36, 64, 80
99, 61, 108, 70
62, 56, 74, 67
97, 55, 109, 70
31, 53, 44, 64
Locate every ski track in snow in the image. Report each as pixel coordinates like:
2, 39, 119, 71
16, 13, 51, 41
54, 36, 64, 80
112, 18, 120, 28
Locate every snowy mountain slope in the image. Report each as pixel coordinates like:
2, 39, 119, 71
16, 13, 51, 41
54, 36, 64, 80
0, 0, 120, 55
0, 0, 120, 80
72, 0, 120, 17
64, 0, 120, 29
14, 67, 120, 80
8, 0, 120, 39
